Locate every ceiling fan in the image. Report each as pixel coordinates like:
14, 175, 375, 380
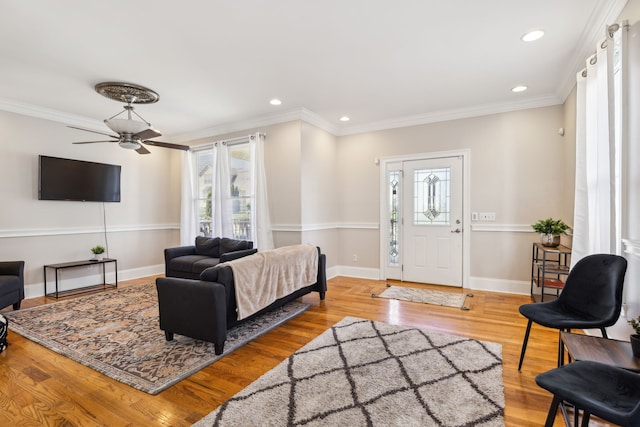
69, 82, 189, 154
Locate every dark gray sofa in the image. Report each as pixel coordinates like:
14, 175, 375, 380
164, 236, 257, 279
156, 246, 326, 354
0, 261, 25, 310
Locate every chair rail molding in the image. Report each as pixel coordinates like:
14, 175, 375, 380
622, 239, 640, 258
0, 224, 179, 239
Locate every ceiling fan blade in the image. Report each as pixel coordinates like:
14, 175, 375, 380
142, 140, 190, 151
68, 125, 119, 139
136, 145, 151, 155
134, 128, 161, 140
72, 140, 118, 144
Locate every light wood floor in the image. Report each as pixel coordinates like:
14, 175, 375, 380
0, 276, 615, 426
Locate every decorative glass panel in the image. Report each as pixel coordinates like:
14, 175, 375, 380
413, 167, 450, 225
388, 171, 400, 266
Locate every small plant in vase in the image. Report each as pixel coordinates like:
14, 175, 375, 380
91, 245, 105, 261
532, 218, 569, 247
628, 316, 640, 358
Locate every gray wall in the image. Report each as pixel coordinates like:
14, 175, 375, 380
0, 110, 181, 298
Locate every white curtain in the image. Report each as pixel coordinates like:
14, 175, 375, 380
572, 28, 618, 267
213, 142, 234, 238
251, 132, 274, 250
180, 150, 197, 245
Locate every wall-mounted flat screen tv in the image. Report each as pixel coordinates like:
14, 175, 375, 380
38, 155, 121, 202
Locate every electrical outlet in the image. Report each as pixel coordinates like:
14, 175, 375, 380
352, 254, 358, 262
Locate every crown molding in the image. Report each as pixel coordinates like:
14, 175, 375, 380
556, 0, 629, 102
335, 94, 563, 136
170, 107, 338, 143
0, 97, 105, 131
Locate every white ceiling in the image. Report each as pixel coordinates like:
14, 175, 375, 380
0, 1, 628, 141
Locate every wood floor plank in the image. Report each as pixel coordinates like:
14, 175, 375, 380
0, 275, 615, 426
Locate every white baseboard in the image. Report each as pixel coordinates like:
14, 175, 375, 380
468, 276, 530, 295
22, 263, 530, 299
334, 265, 381, 280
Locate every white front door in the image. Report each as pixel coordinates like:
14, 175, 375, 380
402, 156, 463, 286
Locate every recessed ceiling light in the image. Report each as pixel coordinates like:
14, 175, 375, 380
339, 116, 350, 122
522, 30, 544, 42
269, 98, 282, 106
512, 85, 528, 93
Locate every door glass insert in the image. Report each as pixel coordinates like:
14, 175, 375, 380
413, 167, 450, 225
388, 170, 400, 266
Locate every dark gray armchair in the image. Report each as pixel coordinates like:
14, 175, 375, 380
0, 261, 25, 310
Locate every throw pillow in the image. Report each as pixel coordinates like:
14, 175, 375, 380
195, 236, 221, 258
0, 313, 7, 352
220, 238, 249, 255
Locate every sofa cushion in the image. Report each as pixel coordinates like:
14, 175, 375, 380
192, 258, 222, 274
195, 237, 221, 258
169, 255, 212, 273
220, 238, 250, 255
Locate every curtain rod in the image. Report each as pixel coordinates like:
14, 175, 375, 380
191, 133, 267, 150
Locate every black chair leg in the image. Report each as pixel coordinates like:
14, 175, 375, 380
518, 319, 533, 371
600, 327, 608, 339
580, 412, 590, 427
544, 396, 562, 427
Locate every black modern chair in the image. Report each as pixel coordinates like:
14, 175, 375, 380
536, 360, 640, 426
518, 254, 627, 371
0, 261, 25, 310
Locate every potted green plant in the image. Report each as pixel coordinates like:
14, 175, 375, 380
91, 245, 105, 261
628, 316, 640, 358
531, 218, 569, 247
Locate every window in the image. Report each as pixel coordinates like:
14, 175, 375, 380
195, 150, 213, 237
229, 144, 252, 240
192, 140, 254, 240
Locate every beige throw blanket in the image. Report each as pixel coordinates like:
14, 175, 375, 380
225, 244, 319, 320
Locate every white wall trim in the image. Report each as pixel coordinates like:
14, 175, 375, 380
468, 276, 530, 295
170, 107, 339, 142
4, 222, 537, 238
271, 222, 379, 232
335, 265, 381, 281
329, 266, 531, 295
0, 223, 179, 239
0, 97, 106, 131
622, 239, 640, 257
471, 224, 534, 232
338, 95, 562, 136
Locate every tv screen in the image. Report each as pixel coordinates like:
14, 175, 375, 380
38, 155, 121, 202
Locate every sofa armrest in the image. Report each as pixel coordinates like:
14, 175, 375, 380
155, 277, 228, 354
164, 246, 196, 276
0, 261, 24, 280
164, 245, 196, 261
219, 248, 258, 263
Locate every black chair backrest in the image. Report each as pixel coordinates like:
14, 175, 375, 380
558, 254, 627, 324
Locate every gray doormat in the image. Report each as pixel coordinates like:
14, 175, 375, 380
372, 284, 473, 310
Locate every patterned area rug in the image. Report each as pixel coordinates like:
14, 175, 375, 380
5, 282, 310, 394
372, 284, 473, 310
194, 316, 504, 426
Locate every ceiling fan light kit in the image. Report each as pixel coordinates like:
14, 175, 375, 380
69, 82, 189, 154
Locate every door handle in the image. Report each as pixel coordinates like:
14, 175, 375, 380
451, 228, 461, 233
